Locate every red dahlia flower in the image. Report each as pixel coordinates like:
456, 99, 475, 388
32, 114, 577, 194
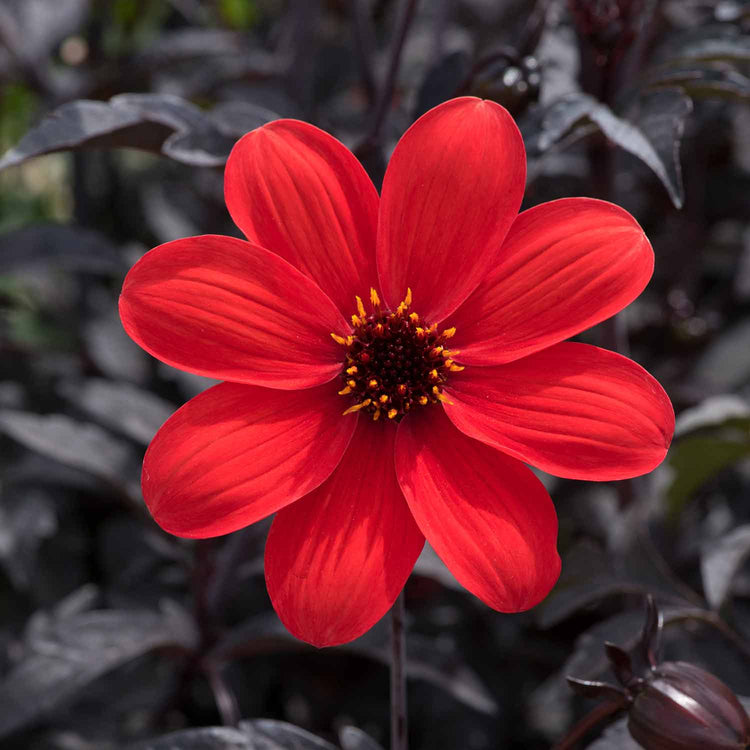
119, 97, 674, 647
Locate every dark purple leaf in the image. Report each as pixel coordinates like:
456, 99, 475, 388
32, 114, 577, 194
60, 378, 175, 445
645, 64, 750, 101
0, 602, 197, 738
524, 90, 691, 208
0, 410, 136, 487
0, 94, 278, 171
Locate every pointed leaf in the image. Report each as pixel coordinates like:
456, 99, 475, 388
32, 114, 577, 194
0, 94, 278, 171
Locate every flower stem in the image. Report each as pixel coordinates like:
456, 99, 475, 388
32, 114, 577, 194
372, 0, 419, 142
553, 699, 626, 750
390, 590, 408, 750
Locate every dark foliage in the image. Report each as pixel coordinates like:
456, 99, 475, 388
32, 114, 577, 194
1, 1, 750, 748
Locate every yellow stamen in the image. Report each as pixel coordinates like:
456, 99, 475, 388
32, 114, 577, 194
442, 326, 456, 338
372, 409, 381, 421
379, 394, 389, 404
449, 364, 465, 372
368, 378, 378, 389
347, 379, 357, 388
343, 399, 371, 415
409, 312, 419, 323
404, 288, 412, 307
356, 295, 366, 317
387, 408, 398, 420
396, 384, 407, 396
370, 288, 381, 307
428, 369, 439, 381
346, 366, 358, 375
352, 314, 362, 327
331, 333, 348, 345
431, 385, 441, 396
435, 392, 453, 404
418, 395, 429, 406
338, 386, 352, 395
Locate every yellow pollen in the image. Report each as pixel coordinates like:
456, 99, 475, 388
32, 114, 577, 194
334, 289, 465, 421
343, 399, 371, 415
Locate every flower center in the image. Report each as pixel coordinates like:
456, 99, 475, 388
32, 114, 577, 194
331, 288, 463, 422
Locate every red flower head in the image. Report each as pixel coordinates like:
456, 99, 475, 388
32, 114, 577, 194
119, 97, 674, 647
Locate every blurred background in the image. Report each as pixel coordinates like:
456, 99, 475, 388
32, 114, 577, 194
1, 1, 750, 748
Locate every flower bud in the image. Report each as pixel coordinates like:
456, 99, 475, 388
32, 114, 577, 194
628, 661, 750, 750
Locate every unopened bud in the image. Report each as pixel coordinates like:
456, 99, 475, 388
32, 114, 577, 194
628, 661, 750, 750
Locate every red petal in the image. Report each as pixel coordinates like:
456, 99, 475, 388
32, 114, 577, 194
265, 419, 424, 647
224, 120, 379, 316
449, 198, 654, 365
377, 97, 526, 323
119, 235, 349, 389
444, 343, 675, 481
396, 408, 559, 612
142, 382, 355, 538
